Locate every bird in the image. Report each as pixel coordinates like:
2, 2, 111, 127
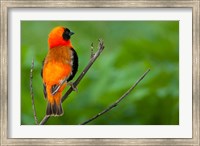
41, 26, 78, 116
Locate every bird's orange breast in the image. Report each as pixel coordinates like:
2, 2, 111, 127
43, 46, 73, 85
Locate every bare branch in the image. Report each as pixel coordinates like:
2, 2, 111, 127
30, 58, 38, 125
39, 39, 105, 125
40, 115, 50, 125
80, 68, 150, 125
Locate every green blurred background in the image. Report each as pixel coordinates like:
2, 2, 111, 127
21, 21, 179, 125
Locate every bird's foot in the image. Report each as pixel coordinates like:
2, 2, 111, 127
68, 82, 78, 92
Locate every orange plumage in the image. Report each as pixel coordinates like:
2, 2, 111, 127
41, 26, 78, 116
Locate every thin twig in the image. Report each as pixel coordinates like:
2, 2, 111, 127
30, 58, 38, 125
80, 68, 150, 125
39, 115, 50, 125
39, 39, 105, 125
90, 43, 94, 58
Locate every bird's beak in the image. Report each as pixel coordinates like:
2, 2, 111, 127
69, 31, 74, 36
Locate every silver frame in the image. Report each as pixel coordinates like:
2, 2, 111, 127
1, 0, 199, 145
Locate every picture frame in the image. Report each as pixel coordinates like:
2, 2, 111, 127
1, 0, 199, 145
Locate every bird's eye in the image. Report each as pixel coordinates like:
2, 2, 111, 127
62, 28, 71, 40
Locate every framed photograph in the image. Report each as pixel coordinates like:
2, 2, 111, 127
1, 0, 199, 145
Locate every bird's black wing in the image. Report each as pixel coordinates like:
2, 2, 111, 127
67, 48, 78, 82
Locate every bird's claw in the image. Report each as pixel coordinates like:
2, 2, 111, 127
68, 82, 78, 92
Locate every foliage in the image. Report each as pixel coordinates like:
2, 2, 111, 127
21, 21, 179, 125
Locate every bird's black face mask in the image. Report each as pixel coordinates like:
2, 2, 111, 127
62, 28, 74, 41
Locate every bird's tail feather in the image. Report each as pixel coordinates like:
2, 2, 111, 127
46, 102, 63, 116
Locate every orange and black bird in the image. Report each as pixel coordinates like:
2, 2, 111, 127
41, 26, 78, 116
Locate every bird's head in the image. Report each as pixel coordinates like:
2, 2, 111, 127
48, 26, 74, 49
